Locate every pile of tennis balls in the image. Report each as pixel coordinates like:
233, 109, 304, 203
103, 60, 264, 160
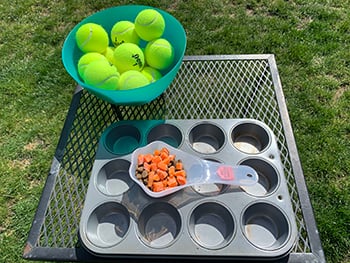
75, 9, 175, 91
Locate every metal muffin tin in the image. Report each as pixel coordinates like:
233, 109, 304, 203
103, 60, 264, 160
79, 119, 298, 259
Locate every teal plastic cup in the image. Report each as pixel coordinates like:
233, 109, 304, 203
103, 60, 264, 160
62, 5, 186, 105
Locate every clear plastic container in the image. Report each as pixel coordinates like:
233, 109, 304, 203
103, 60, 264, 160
129, 141, 259, 198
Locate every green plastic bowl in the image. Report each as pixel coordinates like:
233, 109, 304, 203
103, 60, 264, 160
62, 5, 186, 105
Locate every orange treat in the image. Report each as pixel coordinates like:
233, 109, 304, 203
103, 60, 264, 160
136, 146, 187, 193
152, 155, 162, 164
138, 154, 144, 165
154, 149, 161, 156
147, 171, 155, 188
157, 169, 168, 180
151, 162, 158, 171
160, 147, 169, 155
175, 161, 183, 171
168, 166, 175, 177
176, 175, 186, 185
175, 170, 186, 178
144, 153, 153, 163
167, 176, 178, 187
157, 161, 168, 171
159, 152, 167, 160
143, 162, 151, 172
152, 181, 165, 192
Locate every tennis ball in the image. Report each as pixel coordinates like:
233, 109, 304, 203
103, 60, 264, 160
134, 9, 165, 41
141, 67, 162, 83
83, 60, 120, 90
110, 21, 140, 47
75, 23, 109, 53
113, 43, 145, 73
103, 47, 117, 66
144, 38, 174, 70
118, 70, 150, 90
77, 52, 108, 79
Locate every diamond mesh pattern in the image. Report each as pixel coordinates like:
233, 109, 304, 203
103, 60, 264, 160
36, 57, 310, 253
38, 92, 118, 247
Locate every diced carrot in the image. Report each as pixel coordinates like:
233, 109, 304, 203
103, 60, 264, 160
147, 171, 155, 188
175, 161, 183, 171
152, 181, 165, 192
157, 169, 168, 180
143, 162, 151, 172
151, 162, 158, 171
175, 170, 186, 178
160, 151, 168, 160
167, 176, 178, 187
157, 161, 168, 171
152, 172, 160, 182
162, 157, 171, 165
160, 147, 169, 155
176, 175, 187, 185
138, 154, 144, 165
152, 155, 162, 164
144, 154, 153, 163
168, 166, 175, 177
154, 149, 161, 156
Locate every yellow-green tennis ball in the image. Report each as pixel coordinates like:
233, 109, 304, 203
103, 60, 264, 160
110, 21, 140, 47
141, 67, 162, 83
75, 23, 109, 53
77, 52, 108, 79
145, 38, 174, 70
84, 60, 120, 90
113, 43, 145, 73
103, 47, 117, 66
118, 70, 150, 90
134, 9, 165, 41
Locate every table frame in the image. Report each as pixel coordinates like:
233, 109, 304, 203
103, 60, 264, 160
23, 55, 325, 262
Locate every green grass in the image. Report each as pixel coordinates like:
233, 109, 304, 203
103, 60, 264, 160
0, 0, 349, 262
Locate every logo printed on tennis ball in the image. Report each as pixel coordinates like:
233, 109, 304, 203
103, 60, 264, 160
114, 43, 145, 73
132, 54, 143, 68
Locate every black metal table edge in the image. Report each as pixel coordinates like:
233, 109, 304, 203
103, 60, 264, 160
24, 246, 322, 263
267, 55, 325, 263
23, 55, 326, 263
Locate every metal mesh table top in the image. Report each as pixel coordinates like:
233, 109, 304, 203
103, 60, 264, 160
24, 55, 325, 262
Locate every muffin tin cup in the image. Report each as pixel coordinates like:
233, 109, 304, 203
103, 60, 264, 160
80, 119, 297, 259
231, 122, 271, 154
147, 123, 183, 147
188, 122, 226, 154
95, 159, 133, 196
188, 201, 235, 250
239, 158, 280, 197
104, 125, 141, 155
137, 202, 182, 248
242, 202, 290, 251
85, 202, 131, 248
